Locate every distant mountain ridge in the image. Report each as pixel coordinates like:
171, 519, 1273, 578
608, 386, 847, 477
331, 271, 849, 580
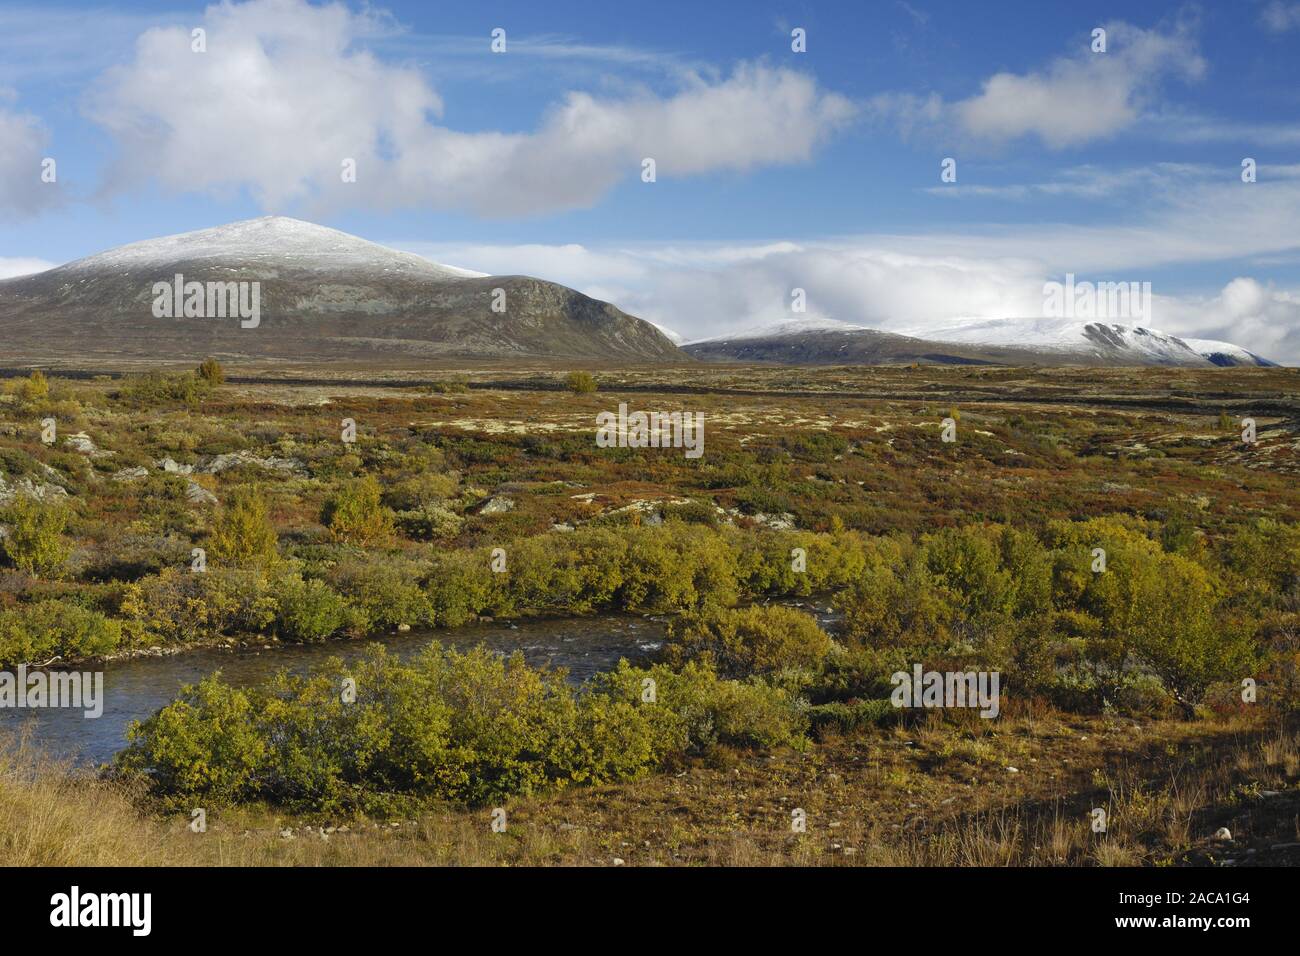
685, 316, 1275, 367
0, 219, 1277, 369
0, 217, 681, 365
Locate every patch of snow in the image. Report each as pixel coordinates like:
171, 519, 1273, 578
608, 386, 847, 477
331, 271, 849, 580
53, 217, 482, 282
1182, 338, 1275, 367
898, 316, 1214, 364
647, 321, 685, 344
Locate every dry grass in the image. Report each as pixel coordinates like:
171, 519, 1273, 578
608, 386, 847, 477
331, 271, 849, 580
4, 715, 1295, 867
0, 733, 182, 866
875, 721, 1300, 867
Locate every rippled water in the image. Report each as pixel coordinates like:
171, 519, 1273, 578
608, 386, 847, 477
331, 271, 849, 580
1, 598, 840, 769
0, 614, 668, 768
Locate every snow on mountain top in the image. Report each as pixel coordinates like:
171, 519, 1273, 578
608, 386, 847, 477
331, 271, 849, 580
899, 316, 1146, 346
647, 321, 685, 344
897, 316, 1207, 362
685, 317, 868, 345
1182, 338, 1275, 366
702, 314, 1273, 365
55, 217, 487, 280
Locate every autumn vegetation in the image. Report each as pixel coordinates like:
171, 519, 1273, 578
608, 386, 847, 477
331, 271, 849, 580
0, 363, 1296, 864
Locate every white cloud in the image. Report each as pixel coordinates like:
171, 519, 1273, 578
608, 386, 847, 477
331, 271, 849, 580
0, 256, 55, 279
87, 0, 854, 216
399, 174, 1300, 362
0, 90, 56, 217
922, 163, 1210, 201
1156, 278, 1300, 361
1260, 2, 1300, 32
871, 21, 1204, 149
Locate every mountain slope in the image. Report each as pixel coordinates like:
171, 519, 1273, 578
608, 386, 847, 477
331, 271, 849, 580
685, 325, 1059, 366
903, 317, 1275, 367
1181, 338, 1277, 368
686, 317, 1275, 367
0, 217, 682, 365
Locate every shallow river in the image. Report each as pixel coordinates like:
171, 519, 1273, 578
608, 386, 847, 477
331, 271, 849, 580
2, 600, 840, 768
0, 614, 669, 768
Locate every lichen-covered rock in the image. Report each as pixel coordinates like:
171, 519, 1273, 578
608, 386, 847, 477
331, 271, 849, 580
185, 480, 218, 506
200, 450, 306, 476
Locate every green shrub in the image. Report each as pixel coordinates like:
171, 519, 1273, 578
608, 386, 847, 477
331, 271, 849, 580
806, 698, 896, 735
592, 661, 807, 755
806, 644, 909, 704
663, 605, 832, 678
272, 574, 353, 642
323, 476, 394, 545
0, 496, 71, 578
116, 647, 806, 811
208, 487, 278, 565
196, 358, 225, 385
563, 371, 597, 394
0, 601, 122, 666
20, 370, 49, 402
395, 503, 463, 541
115, 371, 212, 408
327, 557, 434, 630
120, 567, 278, 647
118, 676, 267, 806
423, 550, 496, 627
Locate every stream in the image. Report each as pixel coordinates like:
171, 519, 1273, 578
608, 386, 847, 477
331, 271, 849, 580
0, 601, 839, 768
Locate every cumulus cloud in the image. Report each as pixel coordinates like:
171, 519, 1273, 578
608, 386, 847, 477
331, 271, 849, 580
0, 90, 57, 217
400, 174, 1300, 362
87, 0, 854, 215
871, 21, 1204, 149
1157, 278, 1300, 361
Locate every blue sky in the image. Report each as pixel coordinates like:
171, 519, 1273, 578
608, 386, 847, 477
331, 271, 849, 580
2, 0, 1300, 357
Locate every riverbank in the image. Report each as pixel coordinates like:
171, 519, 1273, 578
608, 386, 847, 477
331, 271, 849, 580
4, 712, 1296, 867
0, 611, 684, 767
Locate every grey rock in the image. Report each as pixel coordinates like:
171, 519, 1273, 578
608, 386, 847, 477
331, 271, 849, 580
201, 450, 306, 476
475, 495, 515, 515
185, 481, 218, 506
63, 433, 99, 455
156, 457, 194, 475
0, 473, 70, 506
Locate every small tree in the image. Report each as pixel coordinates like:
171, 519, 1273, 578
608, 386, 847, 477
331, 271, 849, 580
20, 370, 49, 403
323, 476, 395, 545
209, 487, 279, 565
564, 371, 597, 394
197, 357, 225, 386
0, 496, 71, 578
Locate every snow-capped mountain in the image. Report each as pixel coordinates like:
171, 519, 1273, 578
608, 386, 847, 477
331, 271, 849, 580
1181, 338, 1277, 367
686, 315, 1275, 367
0, 217, 681, 364
899, 317, 1275, 367
54, 217, 488, 281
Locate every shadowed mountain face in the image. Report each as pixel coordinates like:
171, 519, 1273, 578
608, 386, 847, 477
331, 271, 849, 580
0, 217, 682, 365
683, 327, 1081, 366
